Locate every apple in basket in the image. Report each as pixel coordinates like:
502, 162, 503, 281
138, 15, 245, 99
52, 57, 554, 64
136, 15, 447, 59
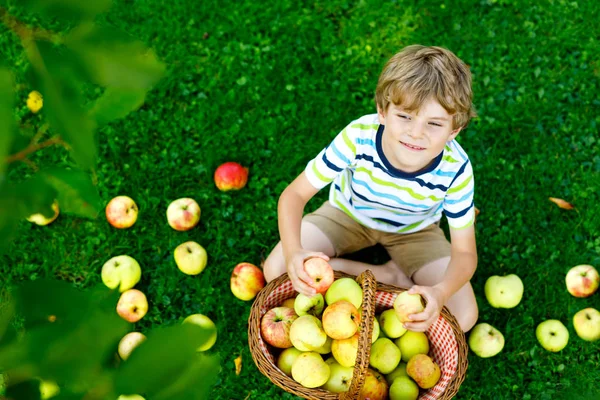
389, 375, 419, 400
358, 368, 388, 400
406, 354, 441, 389
303, 258, 334, 294
322, 300, 361, 340
369, 337, 401, 374
385, 362, 408, 385
325, 277, 363, 309
331, 333, 359, 367
393, 291, 425, 323
291, 352, 330, 388
379, 308, 407, 339
289, 315, 327, 351
277, 347, 302, 376
396, 331, 429, 362
261, 307, 298, 348
294, 293, 325, 317
322, 359, 354, 393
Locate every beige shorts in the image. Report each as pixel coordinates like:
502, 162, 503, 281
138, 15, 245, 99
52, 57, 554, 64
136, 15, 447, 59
304, 201, 451, 278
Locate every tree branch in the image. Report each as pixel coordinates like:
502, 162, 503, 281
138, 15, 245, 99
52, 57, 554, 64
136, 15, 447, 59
5, 136, 68, 164
0, 6, 59, 42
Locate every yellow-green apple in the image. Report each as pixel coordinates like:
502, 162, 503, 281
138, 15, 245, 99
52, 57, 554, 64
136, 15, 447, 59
289, 315, 327, 351
291, 352, 330, 388
304, 258, 334, 294
230, 262, 265, 301
323, 361, 354, 393
484, 274, 524, 308
294, 293, 324, 317
118, 331, 146, 360
536, 319, 569, 352
385, 362, 408, 385
117, 289, 148, 323
389, 375, 419, 400
573, 308, 600, 342
214, 162, 249, 191
117, 395, 145, 400
105, 196, 138, 229
260, 307, 298, 348
395, 331, 429, 362
325, 356, 337, 365
325, 278, 363, 309
565, 265, 599, 298
331, 333, 359, 367
468, 323, 505, 358
380, 308, 408, 339
322, 300, 360, 340
166, 198, 201, 231
281, 296, 296, 308
371, 315, 380, 343
174, 241, 207, 275
277, 347, 302, 376
406, 354, 440, 389
39, 380, 60, 399
311, 336, 332, 355
358, 368, 388, 400
183, 314, 218, 351
393, 291, 425, 323
27, 200, 59, 226
101, 255, 141, 292
370, 337, 401, 374
377, 315, 389, 339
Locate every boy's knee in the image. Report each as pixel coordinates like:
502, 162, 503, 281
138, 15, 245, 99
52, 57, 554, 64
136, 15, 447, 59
263, 247, 286, 282
457, 302, 478, 333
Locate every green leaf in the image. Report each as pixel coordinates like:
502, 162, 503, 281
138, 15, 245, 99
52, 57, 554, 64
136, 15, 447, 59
42, 167, 102, 219
0, 68, 15, 179
18, 0, 112, 21
153, 353, 221, 400
90, 87, 147, 125
0, 291, 15, 346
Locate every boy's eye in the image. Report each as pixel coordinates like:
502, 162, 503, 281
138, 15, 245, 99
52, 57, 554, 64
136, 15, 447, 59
429, 122, 442, 127
398, 114, 411, 120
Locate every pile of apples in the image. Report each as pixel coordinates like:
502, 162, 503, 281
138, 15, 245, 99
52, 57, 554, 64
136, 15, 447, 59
260, 259, 441, 400
469, 265, 599, 358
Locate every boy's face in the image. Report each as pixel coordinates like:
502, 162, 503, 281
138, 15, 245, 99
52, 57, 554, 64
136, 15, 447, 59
377, 98, 461, 173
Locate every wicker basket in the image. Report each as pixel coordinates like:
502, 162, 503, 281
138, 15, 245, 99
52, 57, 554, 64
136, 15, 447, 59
248, 270, 468, 399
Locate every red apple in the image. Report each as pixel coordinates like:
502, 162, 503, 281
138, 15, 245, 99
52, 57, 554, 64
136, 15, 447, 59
166, 198, 201, 231
565, 265, 599, 298
106, 196, 138, 229
117, 289, 148, 323
214, 162, 249, 191
304, 258, 334, 294
260, 307, 298, 348
358, 368, 389, 400
230, 262, 265, 301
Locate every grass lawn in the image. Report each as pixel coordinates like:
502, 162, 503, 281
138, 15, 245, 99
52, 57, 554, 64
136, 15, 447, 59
2, 0, 600, 399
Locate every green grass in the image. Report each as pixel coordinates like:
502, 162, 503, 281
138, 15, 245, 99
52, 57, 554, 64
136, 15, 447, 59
2, 0, 600, 399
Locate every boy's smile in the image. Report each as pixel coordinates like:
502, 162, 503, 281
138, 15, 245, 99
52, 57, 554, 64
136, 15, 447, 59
377, 98, 462, 174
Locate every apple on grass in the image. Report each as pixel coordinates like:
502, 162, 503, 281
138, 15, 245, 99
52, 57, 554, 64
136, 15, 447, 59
389, 375, 419, 400
536, 319, 569, 352
174, 241, 207, 275
406, 354, 440, 389
105, 196, 138, 229
101, 255, 141, 292
183, 314, 218, 351
358, 368, 388, 400
277, 347, 303, 376
303, 258, 334, 294
166, 198, 201, 231
323, 361, 354, 393
118, 331, 146, 360
294, 293, 325, 317
39, 380, 60, 399
395, 331, 429, 362
261, 307, 298, 348
484, 274, 524, 308
379, 308, 407, 339
117, 289, 148, 323
27, 200, 60, 226
230, 262, 265, 301
214, 162, 249, 191
393, 291, 425, 323
291, 352, 330, 388
565, 265, 599, 298
289, 315, 327, 351
322, 300, 360, 340
325, 277, 363, 309
468, 323, 505, 358
370, 337, 401, 374
573, 308, 600, 342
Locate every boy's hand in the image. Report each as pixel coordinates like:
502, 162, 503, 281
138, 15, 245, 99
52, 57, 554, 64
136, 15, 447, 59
402, 285, 447, 332
286, 250, 330, 297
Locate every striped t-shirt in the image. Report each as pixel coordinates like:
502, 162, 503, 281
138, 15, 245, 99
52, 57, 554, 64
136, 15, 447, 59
304, 114, 475, 234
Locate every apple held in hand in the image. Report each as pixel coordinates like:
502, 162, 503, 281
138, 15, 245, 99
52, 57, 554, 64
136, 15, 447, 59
484, 274, 524, 308
294, 293, 325, 317
322, 300, 360, 340
27, 200, 60, 226
101, 255, 141, 292
117, 289, 148, 323
174, 241, 207, 275
325, 277, 363, 309
105, 196, 138, 229
536, 319, 569, 352
393, 291, 425, 323
183, 314, 218, 351
358, 368, 388, 400
261, 307, 298, 348
565, 265, 599, 298
468, 323, 505, 358
304, 258, 334, 294
573, 308, 600, 342
214, 162, 249, 191
166, 198, 201, 231
230, 262, 265, 301
118, 332, 146, 360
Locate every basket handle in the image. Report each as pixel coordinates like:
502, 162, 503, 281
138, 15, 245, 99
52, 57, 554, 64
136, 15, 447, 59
339, 269, 377, 400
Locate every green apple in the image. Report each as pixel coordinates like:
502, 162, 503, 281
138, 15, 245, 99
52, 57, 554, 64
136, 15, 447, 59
484, 274, 524, 308
183, 314, 218, 351
325, 278, 363, 309
331, 333, 359, 367
174, 241, 207, 275
395, 331, 429, 362
379, 309, 407, 339
289, 315, 327, 351
117, 395, 145, 400
468, 323, 505, 358
101, 255, 142, 292
536, 320, 569, 352
312, 336, 333, 354
277, 347, 302, 376
322, 361, 354, 393
27, 200, 60, 226
389, 375, 419, 400
385, 362, 408, 385
573, 308, 600, 342
291, 352, 330, 388
39, 380, 60, 399
118, 331, 146, 360
294, 293, 325, 317
371, 315, 380, 343
370, 338, 401, 374
322, 300, 360, 339
393, 292, 424, 323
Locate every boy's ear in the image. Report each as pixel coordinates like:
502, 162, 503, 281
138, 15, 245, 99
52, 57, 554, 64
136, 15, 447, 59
377, 104, 387, 122
449, 126, 462, 140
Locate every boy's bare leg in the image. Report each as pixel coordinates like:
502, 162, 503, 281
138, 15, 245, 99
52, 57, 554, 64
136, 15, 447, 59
411, 256, 479, 332
328, 258, 414, 289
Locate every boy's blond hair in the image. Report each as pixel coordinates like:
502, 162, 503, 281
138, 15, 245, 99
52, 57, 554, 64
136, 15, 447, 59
375, 45, 477, 129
